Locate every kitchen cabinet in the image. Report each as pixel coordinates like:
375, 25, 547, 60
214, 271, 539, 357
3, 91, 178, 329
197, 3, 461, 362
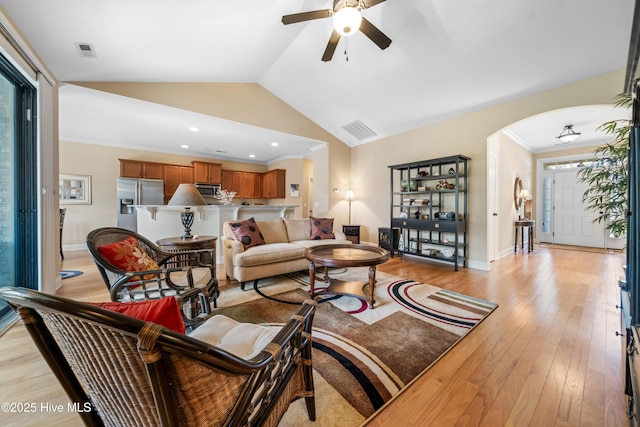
262, 169, 286, 199
119, 159, 164, 179
192, 161, 222, 184
240, 172, 261, 199
163, 165, 194, 197
221, 170, 233, 191
222, 170, 262, 199
389, 155, 469, 271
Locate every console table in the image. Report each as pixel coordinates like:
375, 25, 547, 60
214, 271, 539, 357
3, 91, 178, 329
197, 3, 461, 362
514, 220, 535, 253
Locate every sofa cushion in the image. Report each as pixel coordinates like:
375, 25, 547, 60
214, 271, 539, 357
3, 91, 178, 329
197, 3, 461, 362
291, 238, 351, 249
283, 219, 311, 242
189, 314, 277, 360
228, 217, 265, 249
234, 243, 306, 268
310, 217, 335, 240
256, 219, 289, 244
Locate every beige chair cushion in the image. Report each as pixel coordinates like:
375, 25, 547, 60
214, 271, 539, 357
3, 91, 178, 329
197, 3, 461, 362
256, 219, 289, 244
189, 315, 277, 360
284, 219, 311, 242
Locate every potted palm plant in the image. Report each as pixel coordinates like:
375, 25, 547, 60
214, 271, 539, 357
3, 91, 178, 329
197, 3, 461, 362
577, 93, 631, 239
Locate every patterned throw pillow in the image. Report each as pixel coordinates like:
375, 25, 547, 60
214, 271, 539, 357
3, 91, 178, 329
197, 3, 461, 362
229, 217, 265, 249
89, 297, 186, 334
310, 217, 335, 240
97, 236, 160, 281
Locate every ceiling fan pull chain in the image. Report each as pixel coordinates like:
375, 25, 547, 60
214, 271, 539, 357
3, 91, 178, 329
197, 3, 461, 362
345, 37, 349, 62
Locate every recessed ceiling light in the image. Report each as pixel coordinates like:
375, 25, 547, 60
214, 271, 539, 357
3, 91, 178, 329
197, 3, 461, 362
181, 144, 189, 149
271, 142, 279, 147
249, 154, 256, 158
189, 127, 199, 132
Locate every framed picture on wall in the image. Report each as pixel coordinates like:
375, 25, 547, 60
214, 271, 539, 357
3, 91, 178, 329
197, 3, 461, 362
59, 174, 92, 205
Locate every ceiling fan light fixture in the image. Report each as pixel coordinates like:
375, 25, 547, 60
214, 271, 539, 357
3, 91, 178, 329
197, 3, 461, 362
556, 125, 581, 143
333, 7, 362, 36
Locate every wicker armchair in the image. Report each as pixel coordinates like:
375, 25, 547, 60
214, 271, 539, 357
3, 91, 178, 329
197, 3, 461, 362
0, 287, 317, 427
86, 227, 218, 327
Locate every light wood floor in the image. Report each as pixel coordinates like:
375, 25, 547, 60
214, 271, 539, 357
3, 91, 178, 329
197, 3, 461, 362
0, 246, 628, 426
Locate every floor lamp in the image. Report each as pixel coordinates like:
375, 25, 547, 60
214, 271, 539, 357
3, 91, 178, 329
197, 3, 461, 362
345, 189, 355, 225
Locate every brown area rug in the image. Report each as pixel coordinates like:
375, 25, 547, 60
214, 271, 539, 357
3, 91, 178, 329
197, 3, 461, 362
214, 268, 498, 426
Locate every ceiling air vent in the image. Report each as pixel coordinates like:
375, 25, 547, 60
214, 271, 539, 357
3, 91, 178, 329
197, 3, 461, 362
342, 120, 377, 141
75, 42, 97, 58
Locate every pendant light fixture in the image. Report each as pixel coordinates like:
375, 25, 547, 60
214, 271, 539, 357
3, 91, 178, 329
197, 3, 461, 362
556, 125, 581, 143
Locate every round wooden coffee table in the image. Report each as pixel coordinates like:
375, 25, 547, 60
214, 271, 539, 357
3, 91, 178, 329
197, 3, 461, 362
305, 244, 389, 309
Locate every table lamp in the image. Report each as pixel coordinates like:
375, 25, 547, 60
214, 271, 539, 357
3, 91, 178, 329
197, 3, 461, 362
168, 184, 208, 239
520, 188, 533, 220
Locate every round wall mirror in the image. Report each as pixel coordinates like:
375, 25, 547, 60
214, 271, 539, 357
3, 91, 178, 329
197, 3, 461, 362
514, 177, 523, 211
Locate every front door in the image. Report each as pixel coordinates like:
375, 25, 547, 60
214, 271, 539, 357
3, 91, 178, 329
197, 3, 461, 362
552, 170, 605, 247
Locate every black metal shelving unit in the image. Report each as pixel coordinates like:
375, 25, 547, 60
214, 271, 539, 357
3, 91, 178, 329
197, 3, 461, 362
389, 155, 469, 271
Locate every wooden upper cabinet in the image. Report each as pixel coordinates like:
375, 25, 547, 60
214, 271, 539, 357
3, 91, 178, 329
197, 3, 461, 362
192, 161, 222, 184
119, 159, 164, 179
163, 165, 194, 197
262, 169, 286, 199
221, 170, 233, 191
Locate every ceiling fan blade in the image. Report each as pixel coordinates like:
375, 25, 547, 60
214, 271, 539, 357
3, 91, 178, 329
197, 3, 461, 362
282, 9, 332, 25
362, 0, 387, 8
322, 30, 341, 62
360, 17, 392, 50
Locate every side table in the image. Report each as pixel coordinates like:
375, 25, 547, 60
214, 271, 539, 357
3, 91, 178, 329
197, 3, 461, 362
514, 220, 534, 253
156, 235, 218, 301
342, 225, 361, 244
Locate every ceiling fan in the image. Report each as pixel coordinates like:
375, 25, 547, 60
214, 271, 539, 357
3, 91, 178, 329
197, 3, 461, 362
281, 0, 392, 62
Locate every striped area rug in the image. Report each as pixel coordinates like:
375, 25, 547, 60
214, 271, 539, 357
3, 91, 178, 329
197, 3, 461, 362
214, 268, 497, 426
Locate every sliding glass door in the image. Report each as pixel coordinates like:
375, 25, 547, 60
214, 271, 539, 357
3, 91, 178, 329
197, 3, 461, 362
0, 52, 37, 329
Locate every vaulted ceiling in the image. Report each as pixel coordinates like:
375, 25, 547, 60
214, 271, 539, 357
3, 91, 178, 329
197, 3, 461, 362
0, 0, 635, 162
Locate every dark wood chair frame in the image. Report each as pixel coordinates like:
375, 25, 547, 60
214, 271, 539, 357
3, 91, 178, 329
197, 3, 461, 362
0, 287, 317, 427
86, 227, 219, 327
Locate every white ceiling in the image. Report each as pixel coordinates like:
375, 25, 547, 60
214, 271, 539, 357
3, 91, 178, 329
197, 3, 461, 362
0, 0, 635, 162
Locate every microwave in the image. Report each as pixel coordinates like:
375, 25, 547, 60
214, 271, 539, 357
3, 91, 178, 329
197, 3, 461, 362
194, 183, 221, 202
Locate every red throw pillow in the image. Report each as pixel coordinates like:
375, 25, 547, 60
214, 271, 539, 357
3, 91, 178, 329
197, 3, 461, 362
89, 297, 186, 334
229, 217, 265, 249
97, 236, 160, 282
310, 217, 335, 240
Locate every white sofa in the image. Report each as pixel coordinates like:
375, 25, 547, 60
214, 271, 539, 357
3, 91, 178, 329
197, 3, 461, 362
221, 218, 351, 289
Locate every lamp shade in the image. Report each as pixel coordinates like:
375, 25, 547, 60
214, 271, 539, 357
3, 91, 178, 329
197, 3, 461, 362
519, 189, 532, 200
168, 184, 207, 207
345, 189, 355, 201
333, 7, 362, 36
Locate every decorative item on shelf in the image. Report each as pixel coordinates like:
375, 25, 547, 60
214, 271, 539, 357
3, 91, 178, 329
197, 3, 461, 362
412, 199, 423, 206
422, 214, 430, 220
448, 167, 455, 174
435, 180, 455, 190
400, 180, 409, 192
409, 181, 417, 191
417, 171, 429, 177
215, 189, 236, 205
435, 212, 456, 221
414, 211, 420, 219
442, 238, 449, 245
441, 247, 455, 258
418, 186, 426, 191
167, 183, 208, 240
399, 211, 409, 219
345, 189, 355, 224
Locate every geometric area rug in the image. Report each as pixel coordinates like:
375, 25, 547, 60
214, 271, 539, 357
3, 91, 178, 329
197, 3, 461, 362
213, 268, 498, 427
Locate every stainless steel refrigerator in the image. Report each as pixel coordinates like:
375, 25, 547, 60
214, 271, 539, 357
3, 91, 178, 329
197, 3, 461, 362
117, 178, 164, 231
